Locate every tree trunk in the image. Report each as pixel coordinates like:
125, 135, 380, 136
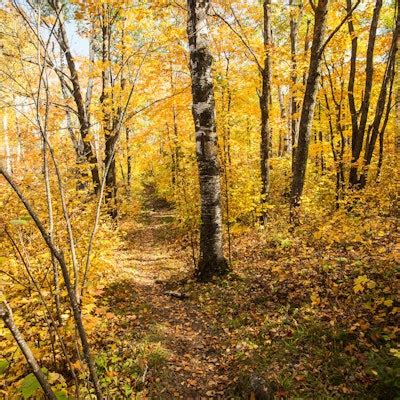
259, 0, 272, 224
302, 18, 311, 85
0, 168, 103, 399
317, 104, 325, 174
187, 0, 228, 281
50, 0, 100, 192
360, 11, 399, 186
290, 0, 329, 212
3, 116, 12, 174
289, 1, 303, 171
0, 301, 57, 400
101, 5, 118, 219
14, 101, 23, 164
278, 85, 289, 155
348, 0, 382, 187
126, 127, 132, 196
396, 81, 400, 151
170, 63, 181, 189
396, 86, 400, 152
59, 50, 88, 192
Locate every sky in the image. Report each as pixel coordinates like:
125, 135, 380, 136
65, 19, 89, 58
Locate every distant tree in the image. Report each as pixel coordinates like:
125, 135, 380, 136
290, 0, 330, 215
290, 0, 360, 216
346, 0, 400, 188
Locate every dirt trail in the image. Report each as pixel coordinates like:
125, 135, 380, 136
100, 210, 231, 399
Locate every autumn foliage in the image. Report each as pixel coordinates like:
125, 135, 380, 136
0, 0, 399, 398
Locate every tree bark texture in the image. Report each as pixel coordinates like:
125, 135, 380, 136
259, 0, 272, 223
50, 0, 100, 192
290, 0, 329, 210
187, 0, 228, 281
347, 0, 382, 187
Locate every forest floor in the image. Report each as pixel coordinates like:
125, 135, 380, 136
91, 203, 399, 399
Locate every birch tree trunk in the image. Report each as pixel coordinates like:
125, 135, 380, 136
3, 115, 12, 174
187, 0, 228, 281
290, 0, 329, 212
14, 102, 23, 164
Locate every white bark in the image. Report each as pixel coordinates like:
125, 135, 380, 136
187, 0, 228, 280
3, 115, 12, 174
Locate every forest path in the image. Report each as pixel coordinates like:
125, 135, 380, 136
99, 208, 231, 399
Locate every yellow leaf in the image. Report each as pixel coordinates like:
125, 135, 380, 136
311, 293, 320, 306
384, 299, 393, 307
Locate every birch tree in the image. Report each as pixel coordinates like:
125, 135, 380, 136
187, 0, 229, 281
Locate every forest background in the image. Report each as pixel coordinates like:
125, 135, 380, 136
0, 0, 399, 398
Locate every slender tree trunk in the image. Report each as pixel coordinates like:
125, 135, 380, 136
0, 167, 103, 400
396, 86, 400, 152
172, 106, 180, 187
3, 116, 12, 174
187, 0, 228, 281
50, 0, 100, 192
278, 85, 289, 156
126, 127, 132, 196
101, 5, 118, 219
86, 34, 95, 124
323, 59, 347, 206
0, 301, 57, 400
302, 19, 311, 85
324, 93, 341, 208
348, 0, 382, 187
41, 135, 61, 324
290, 0, 329, 213
104, 131, 118, 219
170, 62, 181, 189
317, 103, 325, 173
376, 129, 384, 180
346, 0, 358, 169
289, 0, 303, 172
59, 50, 88, 193
259, 0, 272, 224
14, 102, 23, 164
360, 12, 399, 186
221, 54, 233, 267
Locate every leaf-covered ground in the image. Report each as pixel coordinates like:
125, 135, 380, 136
89, 208, 399, 399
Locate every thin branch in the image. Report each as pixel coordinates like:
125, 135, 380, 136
0, 167, 103, 400
319, 0, 361, 56
0, 300, 57, 400
5, 229, 79, 392
211, 7, 263, 73
126, 85, 190, 122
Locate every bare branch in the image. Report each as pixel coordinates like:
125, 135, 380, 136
210, 7, 263, 73
0, 300, 57, 400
